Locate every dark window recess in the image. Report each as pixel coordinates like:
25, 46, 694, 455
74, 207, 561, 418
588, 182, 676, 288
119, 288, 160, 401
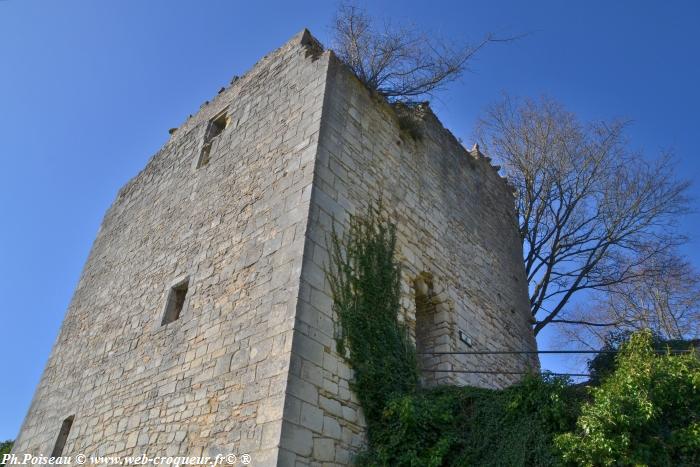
198, 142, 213, 168
414, 273, 435, 357
51, 415, 74, 458
197, 111, 229, 168
161, 278, 189, 325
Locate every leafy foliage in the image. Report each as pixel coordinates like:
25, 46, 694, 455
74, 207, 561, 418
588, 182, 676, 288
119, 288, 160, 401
364, 376, 582, 467
328, 202, 419, 436
0, 441, 14, 465
394, 102, 424, 141
327, 205, 699, 466
557, 331, 700, 466
588, 329, 698, 385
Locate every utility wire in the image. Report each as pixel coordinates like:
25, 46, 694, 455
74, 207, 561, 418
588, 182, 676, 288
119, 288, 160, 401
416, 348, 696, 378
417, 349, 695, 355
421, 369, 590, 377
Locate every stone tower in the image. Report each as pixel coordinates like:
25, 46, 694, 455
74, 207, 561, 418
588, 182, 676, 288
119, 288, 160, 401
14, 30, 538, 466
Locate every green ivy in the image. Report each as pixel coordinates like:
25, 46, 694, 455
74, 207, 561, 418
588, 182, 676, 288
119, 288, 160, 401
326, 205, 699, 466
328, 202, 419, 437
364, 377, 582, 467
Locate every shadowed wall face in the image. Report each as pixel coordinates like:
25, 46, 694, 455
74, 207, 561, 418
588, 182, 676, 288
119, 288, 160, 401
14, 31, 536, 467
277, 53, 538, 464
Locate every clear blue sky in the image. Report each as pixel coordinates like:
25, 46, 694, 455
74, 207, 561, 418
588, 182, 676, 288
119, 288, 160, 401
1, 0, 699, 440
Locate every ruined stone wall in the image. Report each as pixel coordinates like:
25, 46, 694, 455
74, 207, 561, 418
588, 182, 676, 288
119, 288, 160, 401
279, 53, 538, 464
13, 31, 328, 466
15, 30, 537, 467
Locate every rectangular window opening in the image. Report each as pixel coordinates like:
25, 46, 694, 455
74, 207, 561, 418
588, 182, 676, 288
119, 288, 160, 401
197, 143, 212, 168
50, 415, 74, 458
197, 111, 229, 168
208, 112, 228, 139
161, 278, 189, 325
413, 273, 435, 357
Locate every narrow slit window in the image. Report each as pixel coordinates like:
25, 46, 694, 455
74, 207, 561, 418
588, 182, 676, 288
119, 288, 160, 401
198, 142, 212, 168
414, 274, 435, 358
50, 415, 74, 458
197, 111, 229, 168
161, 278, 189, 325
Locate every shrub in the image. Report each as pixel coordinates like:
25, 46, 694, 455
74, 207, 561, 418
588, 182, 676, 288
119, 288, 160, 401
0, 441, 14, 465
365, 376, 582, 467
327, 205, 582, 465
556, 331, 700, 466
326, 204, 699, 466
588, 329, 698, 385
393, 103, 424, 141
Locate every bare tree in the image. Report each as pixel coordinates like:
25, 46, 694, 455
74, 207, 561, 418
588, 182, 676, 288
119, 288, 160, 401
476, 96, 691, 336
573, 251, 700, 343
331, 3, 502, 101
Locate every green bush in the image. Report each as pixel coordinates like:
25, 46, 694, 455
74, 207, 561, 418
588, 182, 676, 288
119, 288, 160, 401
0, 441, 14, 466
588, 330, 698, 385
556, 331, 700, 466
327, 205, 699, 466
364, 376, 582, 467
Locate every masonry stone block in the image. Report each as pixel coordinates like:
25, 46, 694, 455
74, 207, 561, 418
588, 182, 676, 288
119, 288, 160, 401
14, 28, 537, 466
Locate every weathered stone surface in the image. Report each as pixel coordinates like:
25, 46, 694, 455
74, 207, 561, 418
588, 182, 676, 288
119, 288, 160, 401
278, 48, 538, 465
14, 28, 537, 466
